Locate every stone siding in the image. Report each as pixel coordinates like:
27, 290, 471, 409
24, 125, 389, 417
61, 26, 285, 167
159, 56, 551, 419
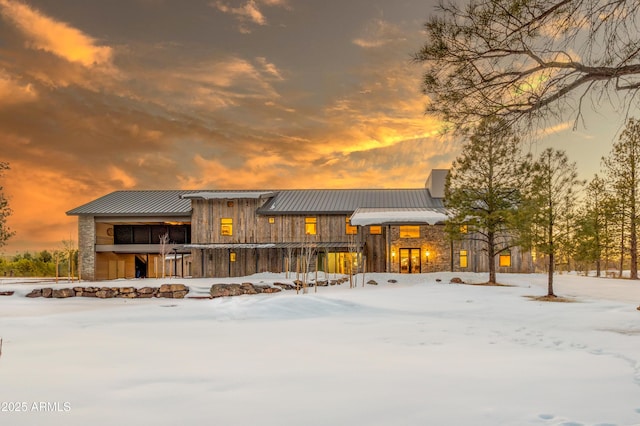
78, 215, 96, 281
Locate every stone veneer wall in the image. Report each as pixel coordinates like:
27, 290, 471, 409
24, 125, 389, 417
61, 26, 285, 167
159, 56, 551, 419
78, 215, 96, 281
388, 224, 452, 273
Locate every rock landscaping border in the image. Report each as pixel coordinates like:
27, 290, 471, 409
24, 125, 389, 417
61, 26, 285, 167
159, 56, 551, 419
25, 284, 189, 299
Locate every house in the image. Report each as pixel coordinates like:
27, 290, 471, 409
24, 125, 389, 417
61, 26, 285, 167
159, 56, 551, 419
66, 170, 531, 281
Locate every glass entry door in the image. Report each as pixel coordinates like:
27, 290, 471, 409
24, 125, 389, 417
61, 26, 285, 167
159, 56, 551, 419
400, 248, 421, 273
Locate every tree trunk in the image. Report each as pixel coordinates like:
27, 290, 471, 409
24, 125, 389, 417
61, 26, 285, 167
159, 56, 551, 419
631, 201, 638, 279
548, 251, 555, 296
487, 231, 496, 284
620, 218, 625, 278
548, 218, 555, 296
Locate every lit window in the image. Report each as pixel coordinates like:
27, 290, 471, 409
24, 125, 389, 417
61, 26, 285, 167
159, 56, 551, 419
221, 218, 233, 236
268, 217, 275, 224
230, 252, 236, 262
345, 217, 357, 235
460, 250, 468, 268
305, 217, 317, 235
460, 225, 468, 234
370, 225, 382, 235
499, 252, 511, 267
399, 225, 420, 238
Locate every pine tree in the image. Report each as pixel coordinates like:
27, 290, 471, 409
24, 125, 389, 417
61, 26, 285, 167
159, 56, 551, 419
602, 117, 640, 279
445, 118, 531, 284
527, 149, 583, 296
573, 175, 612, 276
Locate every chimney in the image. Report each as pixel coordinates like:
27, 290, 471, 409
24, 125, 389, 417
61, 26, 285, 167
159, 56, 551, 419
425, 169, 448, 198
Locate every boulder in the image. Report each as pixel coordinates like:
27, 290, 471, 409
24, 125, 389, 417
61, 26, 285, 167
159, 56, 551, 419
450, 277, 464, 284
210, 284, 245, 298
0, 290, 14, 296
117, 292, 137, 299
119, 287, 135, 294
387, 279, 397, 284
261, 287, 281, 294
25, 289, 42, 298
96, 289, 117, 299
159, 283, 188, 293
156, 292, 174, 298
435, 278, 442, 282
315, 280, 328, 286
80, 290, 97, 298
240, 283, 258, 294
366, 280, 378, 285
273, 282, 295, 290
137, 287, 155, 295
172, 291, 188, 299
53, 288, 75, 298
42, 288, 53, 298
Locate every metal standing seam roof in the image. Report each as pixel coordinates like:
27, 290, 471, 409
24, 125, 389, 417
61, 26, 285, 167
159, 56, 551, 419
66, 190, 198, 216
67, 188, 444, 216
257, 189, 443, 214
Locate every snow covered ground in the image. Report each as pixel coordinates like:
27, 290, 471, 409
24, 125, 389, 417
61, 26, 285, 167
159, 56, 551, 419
1, 272, 639, 426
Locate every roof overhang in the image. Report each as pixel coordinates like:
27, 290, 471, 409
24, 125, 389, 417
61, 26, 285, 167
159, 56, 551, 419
350, 207, 449, 226
185, 242, 361, 250
181, 191, 275, 200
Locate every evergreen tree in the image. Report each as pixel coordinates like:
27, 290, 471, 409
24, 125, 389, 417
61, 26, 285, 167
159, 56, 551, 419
602, 117, 640, 279
0, 162, 14, 248
445, 118, 531, 284
573, 175, 613, 276
526, 149, 583, 296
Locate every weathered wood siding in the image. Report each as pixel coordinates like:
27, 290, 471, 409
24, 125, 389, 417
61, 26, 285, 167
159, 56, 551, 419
190, 198, 391, 277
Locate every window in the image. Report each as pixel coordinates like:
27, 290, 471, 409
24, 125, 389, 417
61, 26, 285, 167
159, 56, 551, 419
268, 217, 275, 224
369, 225, 382, 235
230, 252, 236, 262
460, 225, 468, 234
345, 217, 357, 235
221, 218, 233, 236
460, 250, 468, 268
305, 217, 317, 235
499, 252, 511, 267
399, 225, 420, 238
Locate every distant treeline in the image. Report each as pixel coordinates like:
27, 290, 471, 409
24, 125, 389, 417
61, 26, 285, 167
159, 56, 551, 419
0, 250, 77, 278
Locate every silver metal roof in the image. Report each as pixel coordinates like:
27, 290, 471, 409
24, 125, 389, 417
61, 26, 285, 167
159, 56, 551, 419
66, 190, 197, 216
257, 189, 443, 214
68, 188, 444, 217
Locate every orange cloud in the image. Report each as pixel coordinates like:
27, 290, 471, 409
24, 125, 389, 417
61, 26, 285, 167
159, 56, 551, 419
212, 0, 289, 33
0, 0, 113, 67
0, 69, 37, 105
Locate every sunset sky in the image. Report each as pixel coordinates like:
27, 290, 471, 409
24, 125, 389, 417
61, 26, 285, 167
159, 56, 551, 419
0, 0, 630, 254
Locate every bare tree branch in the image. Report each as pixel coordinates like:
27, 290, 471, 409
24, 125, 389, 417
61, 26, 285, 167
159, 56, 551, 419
415, 0, 640, 133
